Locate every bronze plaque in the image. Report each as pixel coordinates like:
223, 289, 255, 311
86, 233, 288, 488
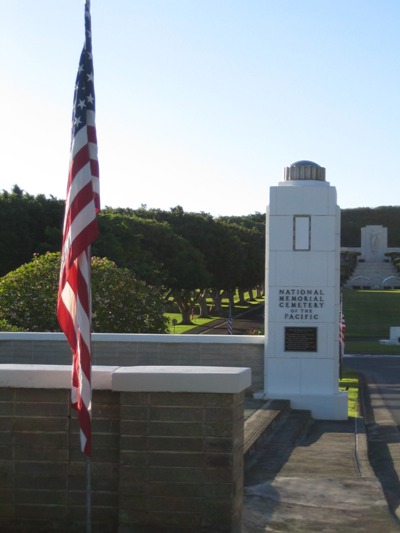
284, 327, 317, 352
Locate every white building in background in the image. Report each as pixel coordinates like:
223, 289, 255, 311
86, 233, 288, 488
341, 224, 400, 260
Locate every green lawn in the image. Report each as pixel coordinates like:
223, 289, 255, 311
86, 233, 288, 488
342, 289, 400, 338
342, 289, 400, 354
165, 313, 218, 334
340, 369, 358, 418
344, 339, 400, 355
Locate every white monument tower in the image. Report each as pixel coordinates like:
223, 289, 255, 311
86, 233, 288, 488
264, 161, 347, 419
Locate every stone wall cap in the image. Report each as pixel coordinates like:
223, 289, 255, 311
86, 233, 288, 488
0, 364, 252, 393
112, 365, 252, 394
0, 364, 119, 389
0, 332, 264, 345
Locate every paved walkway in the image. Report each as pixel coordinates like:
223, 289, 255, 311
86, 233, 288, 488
242, 392, 400, 531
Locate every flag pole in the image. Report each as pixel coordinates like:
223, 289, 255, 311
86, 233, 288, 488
86, 456, 91, 533
227, 301, 233, 335
83, 5, 95, 529
86, 244, 93, 533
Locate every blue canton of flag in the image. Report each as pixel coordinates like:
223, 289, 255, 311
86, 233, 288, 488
73, 7, 94, 129
70, 1, 100, 211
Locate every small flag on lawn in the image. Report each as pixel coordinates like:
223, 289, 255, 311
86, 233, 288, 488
57, 0, 100, 457
339, 294, 346, 379
339, 295, 346, 356
227, 304, 233, 335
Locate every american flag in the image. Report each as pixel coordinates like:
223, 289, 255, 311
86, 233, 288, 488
57, 0, 99, 456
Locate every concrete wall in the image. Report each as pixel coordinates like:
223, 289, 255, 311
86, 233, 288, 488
0, 333, 264, 395
0, 364, 250, 533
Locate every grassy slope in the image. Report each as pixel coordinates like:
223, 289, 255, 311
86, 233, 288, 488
165, 294, 265, 334
342, 289, 400, 354
339, 370, 358, 418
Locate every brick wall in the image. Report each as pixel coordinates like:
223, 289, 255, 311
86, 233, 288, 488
0, 387, 120, 532
0, 365, 250, 532
118, 391, 244, 532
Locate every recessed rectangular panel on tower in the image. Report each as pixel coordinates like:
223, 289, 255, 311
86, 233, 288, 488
293, 216, 310, 251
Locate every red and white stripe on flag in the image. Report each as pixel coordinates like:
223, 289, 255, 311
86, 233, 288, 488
57, 1, 99, 457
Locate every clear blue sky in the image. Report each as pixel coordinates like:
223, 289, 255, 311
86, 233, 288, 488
1, 1, 399, 216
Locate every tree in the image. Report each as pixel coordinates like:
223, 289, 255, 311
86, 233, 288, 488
91, 257, 168, 333
0, 252, 168, 333
221, 221, 265, 302
134, 208, 245, 313
94, 211, 211, 324
0, 186, 63, 276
